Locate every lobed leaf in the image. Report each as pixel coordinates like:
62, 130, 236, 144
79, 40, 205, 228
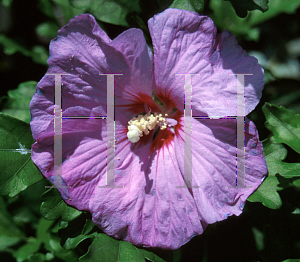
247, 175, 282, 209
262, 139, 300, 179
263, 103, 300, 154
250, 0, 300, 26
210, 0, 300, 41
63, 233, 95, 250
58, 216, 95, 249
224, 0, 269, 18
248, 139, 300, 208
209, 0, 260, 41
40, 188, 82, 221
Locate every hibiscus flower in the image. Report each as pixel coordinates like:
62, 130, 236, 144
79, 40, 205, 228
30, 8, 268, 249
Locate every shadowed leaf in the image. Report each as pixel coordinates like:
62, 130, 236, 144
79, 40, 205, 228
224, 0, 269, 18
40, 188, 82, 221
0, 114, 44, 197
263, 103, 300, 154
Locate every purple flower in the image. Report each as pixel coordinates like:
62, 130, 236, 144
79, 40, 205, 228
30, 9, 267, 249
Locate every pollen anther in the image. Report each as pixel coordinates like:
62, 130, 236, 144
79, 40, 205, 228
127, 112, 168, 143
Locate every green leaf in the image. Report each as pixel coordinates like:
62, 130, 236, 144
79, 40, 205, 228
53, 0, 87, 22
12, 206, 38, 226
0, 34, 48, 65
30, 46, 49, 66
79, 233, 146, 262
263, 103, 300, 154
0, 196, 25, 250
249, 0, 300, 26
210, 0, 300, 41
139, 249, 167, 262
13, 217, 54, 261
14, 237, 41, 262
30, 217, 79, 262
251, 227, 264, 251
1, 81, 37, 123
1, 0, 13, 8
170, 0, 204, 13
36, 218, 56, 243
293, 179, 300, 187
70, 0, 142, 27
36, 22, 59, 39
38, 0, 56, 19
0, 34, 31, 56
81, 219, 95, 235
248, 175, 282, 209
63, 234, 95, 250
23, 253, 46, 262
209, 0, 260, 41
58, 216, 94, 249
292, 208, 300, 214
263, 142, 300, 179
0, 114, 44, 197
59, 217, 165, 262
224, 0, 269, 18
40, 188, 82, 221
44, 233, 79, 262
248, 139, 300, 208
247, 139, 282, 209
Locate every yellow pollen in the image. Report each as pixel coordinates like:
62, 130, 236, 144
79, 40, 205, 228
127, 112, 168, 143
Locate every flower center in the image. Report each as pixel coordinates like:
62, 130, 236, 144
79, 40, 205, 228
127, 112, 168, 143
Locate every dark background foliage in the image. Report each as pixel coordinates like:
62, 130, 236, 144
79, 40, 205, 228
0, 0, 300, 261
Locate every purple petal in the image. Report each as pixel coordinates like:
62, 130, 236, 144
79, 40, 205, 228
173, 116, 267, 223
192, 30, 264, 116
30, 14, 155, 209
148, 9, 264, 116
90, 133, 204, 250
148, 8, 217, 111
30, 11, 267, 251
31, 117, 106, 210
110, 28, 154, 113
